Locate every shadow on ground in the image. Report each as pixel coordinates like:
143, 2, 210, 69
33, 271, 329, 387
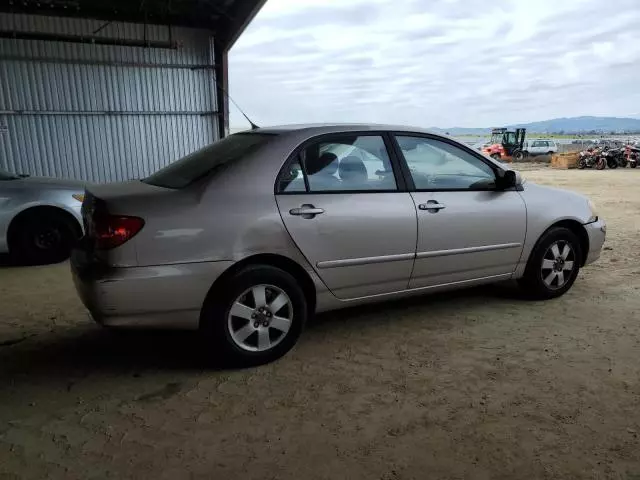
0, 252, 66, 268
0, 282, 524, 388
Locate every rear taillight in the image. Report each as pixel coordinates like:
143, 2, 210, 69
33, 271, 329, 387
94, 215, 145, 250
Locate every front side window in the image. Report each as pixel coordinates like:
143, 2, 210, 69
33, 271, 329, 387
144, 133, 275, 189
396, 136, 496, 191
278, 134, 398, 193
532, 141, 544, 147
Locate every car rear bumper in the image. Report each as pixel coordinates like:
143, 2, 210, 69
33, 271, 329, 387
71, 248, 233, 329
584, 218, 606, 265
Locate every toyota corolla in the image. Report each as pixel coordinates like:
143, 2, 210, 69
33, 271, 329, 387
71, 125, 606, 365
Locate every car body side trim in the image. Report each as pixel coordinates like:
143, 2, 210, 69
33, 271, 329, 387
416, 242, 522, 259
316, 252, 415, 269
339, 273, 513, 302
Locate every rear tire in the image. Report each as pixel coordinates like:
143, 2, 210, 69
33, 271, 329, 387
513, 150, 525, 161
596, 158, 606, 170
491, 153, 501, 160
631, 162, 637, 169
518, 227, 581, 300
200, 265, 307, 366
9, 209, 79, 265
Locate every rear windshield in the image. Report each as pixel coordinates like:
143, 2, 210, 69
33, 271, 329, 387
143, 133, 275, 189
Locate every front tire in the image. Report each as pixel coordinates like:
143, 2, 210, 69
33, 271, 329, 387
200, 265, 307, 366
596, 158, 606, 170
518, 227, 581, 300
513, 150, 525, 161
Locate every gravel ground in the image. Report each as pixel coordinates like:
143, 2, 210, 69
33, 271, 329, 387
1, 166, 639, 480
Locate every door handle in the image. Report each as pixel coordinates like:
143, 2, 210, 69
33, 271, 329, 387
419, 201, 446, 211
289, 204, 324, 218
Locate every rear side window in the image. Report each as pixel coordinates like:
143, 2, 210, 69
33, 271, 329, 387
277, 134, 398, 193
144, 133, 275, 189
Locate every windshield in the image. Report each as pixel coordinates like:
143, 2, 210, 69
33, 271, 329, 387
143, 133, 276, 189
0, 169, 19, 180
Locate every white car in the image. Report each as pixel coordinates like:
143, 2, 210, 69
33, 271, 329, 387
523, 139, 558, 157
0, 168, 85, 263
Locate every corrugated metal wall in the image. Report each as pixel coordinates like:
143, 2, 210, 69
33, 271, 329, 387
0, 13, 219, 183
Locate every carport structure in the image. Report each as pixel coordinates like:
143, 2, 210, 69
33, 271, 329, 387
0, 0, 265, 182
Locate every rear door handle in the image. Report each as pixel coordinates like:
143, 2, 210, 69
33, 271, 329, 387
419, 201, 446, 211
289, 204, 324, 218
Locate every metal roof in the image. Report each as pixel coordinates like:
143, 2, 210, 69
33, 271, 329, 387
0, 0, 266, 50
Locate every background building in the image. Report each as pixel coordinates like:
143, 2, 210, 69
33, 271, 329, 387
0, 0, 265, 182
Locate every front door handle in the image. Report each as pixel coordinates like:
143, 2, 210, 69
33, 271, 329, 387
418, 201, 446, 212
289, 204, 324, 219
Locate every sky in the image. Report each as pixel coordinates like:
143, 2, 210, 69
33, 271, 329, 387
229, 0, 640, 129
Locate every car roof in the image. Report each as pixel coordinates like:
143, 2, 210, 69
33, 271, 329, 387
250, 123, 442, 136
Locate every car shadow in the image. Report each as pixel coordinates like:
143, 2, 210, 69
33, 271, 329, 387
0, 252, 68, 268
309, 281, 526, 331
0, 282, 527, 389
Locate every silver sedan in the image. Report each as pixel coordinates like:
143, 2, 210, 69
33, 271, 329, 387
71, 124, 606, 365
1, 168, 85, 264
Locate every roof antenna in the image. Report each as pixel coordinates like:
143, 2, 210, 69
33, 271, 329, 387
217, 82, 259, 131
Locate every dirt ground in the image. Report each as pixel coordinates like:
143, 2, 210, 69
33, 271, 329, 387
1, 165, 640, 480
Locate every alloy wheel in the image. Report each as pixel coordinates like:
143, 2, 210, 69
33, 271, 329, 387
540, 240, 576, 290
227, 284, 293, 352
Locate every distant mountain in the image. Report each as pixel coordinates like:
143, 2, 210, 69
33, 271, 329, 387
432, 116, 640, 135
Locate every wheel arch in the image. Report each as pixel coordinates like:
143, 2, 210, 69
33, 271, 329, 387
7, 205, 83, 253
204, 253, 317, 317
531, 219, 590, 267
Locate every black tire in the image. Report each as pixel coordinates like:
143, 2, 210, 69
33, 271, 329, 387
200, 265, 307, 366
9, 209, 79, 265
577, 159, 586, 169
518, 227, 582, 300
523, 151, 529, 158
631, 162, 637, 169
490, 153, 501, 160
513, 150, 524, 161
596, 158, 606, 170
607, 158, 618, 169
547, 151, 554, 156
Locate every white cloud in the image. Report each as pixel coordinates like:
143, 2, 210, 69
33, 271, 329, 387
229, 0, 640, 129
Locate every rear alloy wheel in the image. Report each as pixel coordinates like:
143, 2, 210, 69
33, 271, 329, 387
200, 265, 307, 366
519, 227, 581, 300
227, 284, 293, 353
11, 210, 78, 264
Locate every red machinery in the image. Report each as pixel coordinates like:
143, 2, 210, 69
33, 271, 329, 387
482, 128, 526, 162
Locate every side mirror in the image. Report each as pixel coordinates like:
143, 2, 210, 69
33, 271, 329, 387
497, 169, 518, 190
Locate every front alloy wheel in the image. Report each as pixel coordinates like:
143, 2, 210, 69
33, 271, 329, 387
540, 241, 576, 290
519, 227, 581, 299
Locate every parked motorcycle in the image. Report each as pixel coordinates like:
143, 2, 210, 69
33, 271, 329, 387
578, 147, 606, 169
600, 147, 624, 169
624, 145, 638, 168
